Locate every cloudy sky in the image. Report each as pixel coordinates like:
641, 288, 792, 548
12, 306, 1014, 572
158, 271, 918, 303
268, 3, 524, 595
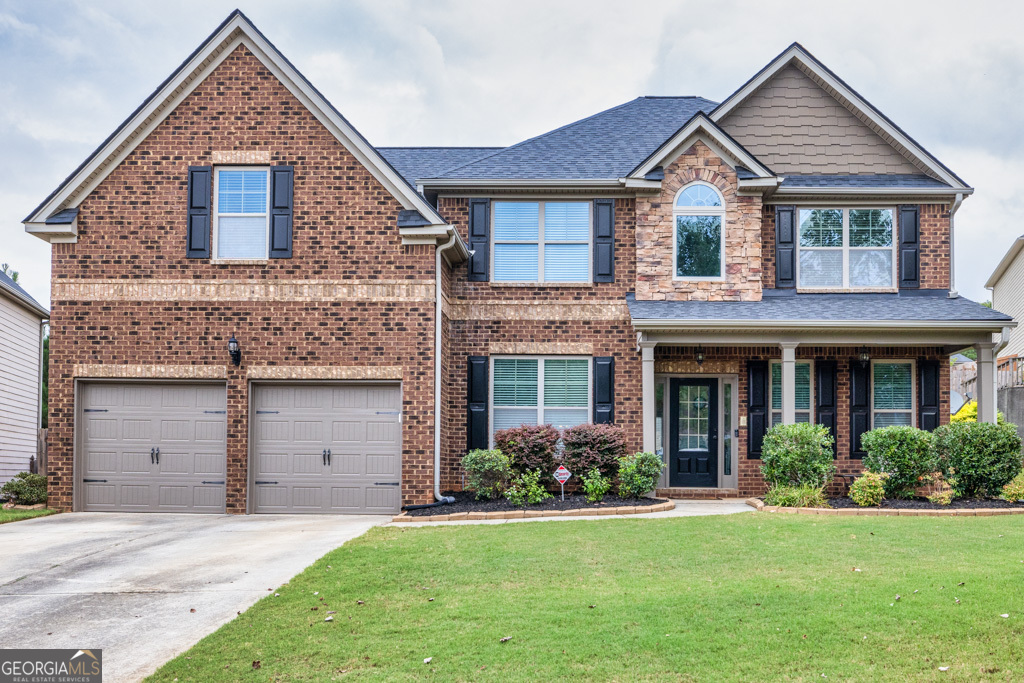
2, 0, 1022, 307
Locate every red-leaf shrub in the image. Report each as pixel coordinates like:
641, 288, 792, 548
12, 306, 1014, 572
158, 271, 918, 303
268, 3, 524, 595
561, 423, 627, 479
494, 424, 559, 484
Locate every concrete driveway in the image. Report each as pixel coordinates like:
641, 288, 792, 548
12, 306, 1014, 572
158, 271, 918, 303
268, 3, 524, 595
0, 512, 389, 682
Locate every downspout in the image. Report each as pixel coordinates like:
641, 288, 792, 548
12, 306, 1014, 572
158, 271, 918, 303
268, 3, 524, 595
431, 232, 459, 504
948, 192, 963, 298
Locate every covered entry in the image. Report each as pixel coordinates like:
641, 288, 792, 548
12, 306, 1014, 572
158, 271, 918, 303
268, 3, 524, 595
250, 383, 402, 514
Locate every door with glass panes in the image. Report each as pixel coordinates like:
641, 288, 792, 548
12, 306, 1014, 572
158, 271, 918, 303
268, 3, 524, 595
668, 378, 718, 487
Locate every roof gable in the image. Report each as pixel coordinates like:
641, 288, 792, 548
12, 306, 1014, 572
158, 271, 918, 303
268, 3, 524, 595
710, 43, 970, 191
24, 10, 457, 247
0, 271, 48, 319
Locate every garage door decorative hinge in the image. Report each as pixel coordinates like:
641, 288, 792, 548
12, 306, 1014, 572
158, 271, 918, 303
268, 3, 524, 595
203, 410, 226, 414
255, 480, 279, 485
83, 408, 108, 413
201, 480, 226, 485
255, 410, 280, 414
374, 482, 400, 486
83, 478, 108, 483
375, 411, 400, 415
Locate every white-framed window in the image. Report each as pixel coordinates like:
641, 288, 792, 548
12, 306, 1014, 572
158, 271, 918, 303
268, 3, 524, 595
214, 167, 270, 259
770, 360, 814, 426
490, 356, 591, 440
674, 182, 725, 280
492, 201, 590, 282
872, 360, 915, 427
797, 208, 896, 289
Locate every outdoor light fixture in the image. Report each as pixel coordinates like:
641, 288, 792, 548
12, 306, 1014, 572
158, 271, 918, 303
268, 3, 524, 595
858, 346, 870, 368
695, 344, 705, 367
228, 335, 241, 366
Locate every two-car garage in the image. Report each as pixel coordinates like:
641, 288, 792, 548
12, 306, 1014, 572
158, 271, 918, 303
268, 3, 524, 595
78, 382, 402, 514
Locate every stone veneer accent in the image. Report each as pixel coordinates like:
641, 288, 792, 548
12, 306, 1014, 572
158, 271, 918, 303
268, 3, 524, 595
73, 364, 228, 379
211, 150, 272, 164
635, 140, 764, 302
654, 360, 741, 374
247, 365, 403, 380
488, 342, 594, 355
52, 279, 435, 302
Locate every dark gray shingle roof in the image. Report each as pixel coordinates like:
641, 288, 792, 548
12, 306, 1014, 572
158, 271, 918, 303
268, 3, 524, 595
0, 270, 48, 318
377, 147, 503, 187
431, 97, 718, 180
626, 293, 1010, 324
780, 174, 951, 189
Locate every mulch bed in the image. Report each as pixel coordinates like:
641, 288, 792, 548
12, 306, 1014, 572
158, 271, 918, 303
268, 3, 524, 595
404, 490, 666, 517
827, 497, 1024, 510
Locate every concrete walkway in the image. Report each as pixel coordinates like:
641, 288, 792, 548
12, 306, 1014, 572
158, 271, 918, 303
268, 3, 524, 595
0, 512, 389, 682
391, 498, 753, 527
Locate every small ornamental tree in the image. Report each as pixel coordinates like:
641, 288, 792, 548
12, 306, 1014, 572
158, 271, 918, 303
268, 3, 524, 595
493, 424, 559, 485
561, 423, 627, 479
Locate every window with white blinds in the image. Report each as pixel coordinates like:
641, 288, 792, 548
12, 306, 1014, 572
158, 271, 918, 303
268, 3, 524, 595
797, 208, 895, 289
492, 201, 590, 282
770, 361, 813, 426
215, 168, 269, 259
491, 357, 590, 439
873, 361, 914, 427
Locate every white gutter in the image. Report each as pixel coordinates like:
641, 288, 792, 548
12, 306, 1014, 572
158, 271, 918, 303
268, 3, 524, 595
948, 192, 964, 298
629, 318, 1013, 331
433, 231, 460, 502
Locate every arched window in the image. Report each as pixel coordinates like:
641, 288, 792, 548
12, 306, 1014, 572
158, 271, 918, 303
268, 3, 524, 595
674, 182, 725, 279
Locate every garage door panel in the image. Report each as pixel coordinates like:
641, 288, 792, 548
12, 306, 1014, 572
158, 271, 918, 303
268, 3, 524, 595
253, 384, 401, 514
80, 383, 227, 513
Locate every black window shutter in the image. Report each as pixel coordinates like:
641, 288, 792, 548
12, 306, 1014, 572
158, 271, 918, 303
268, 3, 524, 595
186, 166, 212, 258
593, 356, 614, 423
467, 199, 490, 281
850, 360, 871, 458
918, 359, 940, 431
775, 206, 796, 288
899, 205, 920, 289
467, 356, 489, 451
593, 199, 615, 283
815, 360, 838, 456
269, 165, 294, 258
747, 360, 769, 458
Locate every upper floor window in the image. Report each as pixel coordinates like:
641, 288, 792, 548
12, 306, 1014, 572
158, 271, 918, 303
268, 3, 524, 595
798, 208, 895, 289
215, 168, 269, 259
492, 201, 590, 282
674, 182, 725, 279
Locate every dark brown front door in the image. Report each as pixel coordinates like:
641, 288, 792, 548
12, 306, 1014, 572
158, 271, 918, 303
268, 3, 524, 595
669, 378, 718, 487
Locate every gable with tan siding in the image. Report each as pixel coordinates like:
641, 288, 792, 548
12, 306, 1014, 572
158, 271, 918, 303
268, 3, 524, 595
718, 64, 922, 175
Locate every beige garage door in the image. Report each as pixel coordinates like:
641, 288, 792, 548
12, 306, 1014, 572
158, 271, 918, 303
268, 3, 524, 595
79, 383, 227, 513
251, 384, 401, 514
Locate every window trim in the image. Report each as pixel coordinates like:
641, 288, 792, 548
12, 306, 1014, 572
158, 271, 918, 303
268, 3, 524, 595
795, 206, 898, 292
490, 200, 593, 284
488, 355, 593, 445
870, 358, 916, 428
768, 359, 815, 426
212, 166, 271, 261
673, 181, 727, 282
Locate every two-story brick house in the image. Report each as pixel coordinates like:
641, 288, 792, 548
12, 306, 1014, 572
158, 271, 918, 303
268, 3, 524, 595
24, 11, 1012, 514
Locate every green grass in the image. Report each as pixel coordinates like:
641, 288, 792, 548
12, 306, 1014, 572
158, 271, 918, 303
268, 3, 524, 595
0, 508, 56, 524
150, 514, 1024, 682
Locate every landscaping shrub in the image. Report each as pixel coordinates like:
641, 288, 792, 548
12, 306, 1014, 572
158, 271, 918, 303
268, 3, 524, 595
0, 472, 47, 505
860, 426, 935, 498
927, 490, 953, 506
760, 423, 835, 488
581, 468, 611, 503
763, 484, 828, 508
616, 451, 664, 499
504, 470, 553, 506
494, 424, 559, 484
461, 449, 511, 500
1001, 472, 1024, 502
561, 423, 627, 479
932, 422, 1023, 498
848, 472, 886, 507
950, 400, 1006, 424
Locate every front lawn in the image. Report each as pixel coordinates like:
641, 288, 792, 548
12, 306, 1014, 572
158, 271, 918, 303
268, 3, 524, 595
0, 508, 56, 524
151, 514, 1024, 681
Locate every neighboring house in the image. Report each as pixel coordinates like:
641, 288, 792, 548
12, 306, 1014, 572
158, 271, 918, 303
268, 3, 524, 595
0, 270, 48, 484
22, 11, 1013, 514
986, 236, 1024, 359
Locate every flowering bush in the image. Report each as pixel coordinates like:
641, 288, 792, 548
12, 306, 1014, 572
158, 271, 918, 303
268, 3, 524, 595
848, 472, 886, 507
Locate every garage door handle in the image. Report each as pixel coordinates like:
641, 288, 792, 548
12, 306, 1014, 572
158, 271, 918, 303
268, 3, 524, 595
322, 449, 327, 466
83, 478, 108, 483
374, 482, 400, 486
155, 447, 160, 465
255, 480, 279, 485
150, 448, 155, 464
327, 449, 332, 466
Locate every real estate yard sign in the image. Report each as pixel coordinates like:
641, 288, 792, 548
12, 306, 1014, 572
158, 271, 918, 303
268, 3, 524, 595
554, 465, 571, 500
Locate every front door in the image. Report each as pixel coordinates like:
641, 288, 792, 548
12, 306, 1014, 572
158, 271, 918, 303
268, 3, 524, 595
669, 378, 718, 487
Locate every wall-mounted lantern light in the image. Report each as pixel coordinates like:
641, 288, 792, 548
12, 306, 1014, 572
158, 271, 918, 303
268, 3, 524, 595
858, 346, 870, 368
695, 344, 705, 367
228, 335, 241, 366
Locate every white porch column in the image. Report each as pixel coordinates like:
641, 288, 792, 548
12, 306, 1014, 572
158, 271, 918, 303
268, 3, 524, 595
780, 342, 798, 424
975, 342, 998, 424
642, 343, 657, 453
